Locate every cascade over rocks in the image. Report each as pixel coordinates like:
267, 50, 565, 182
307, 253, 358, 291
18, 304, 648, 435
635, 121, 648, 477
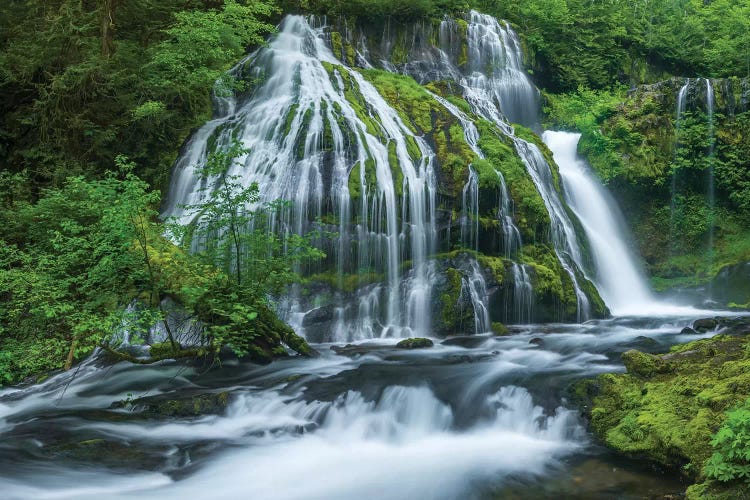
164, 11, 611, 343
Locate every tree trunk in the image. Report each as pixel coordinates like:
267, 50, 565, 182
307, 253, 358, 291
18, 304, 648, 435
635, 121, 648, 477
101, 0, 120, 58
64, 338, 77, 370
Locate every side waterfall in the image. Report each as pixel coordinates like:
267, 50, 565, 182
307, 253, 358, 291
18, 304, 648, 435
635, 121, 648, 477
543, 131, 654, 315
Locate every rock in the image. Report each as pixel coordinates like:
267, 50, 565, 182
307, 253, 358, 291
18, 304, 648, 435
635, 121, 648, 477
441, 336, 488, 348
622, 350, 671, 378
111, 391, 231, 418
680, 327, 699, 335
395, 338, 434, 349
693, 318, 718, 332
529, 337, 544, 346
628, 335, 660, 347
708, 260, 750, 308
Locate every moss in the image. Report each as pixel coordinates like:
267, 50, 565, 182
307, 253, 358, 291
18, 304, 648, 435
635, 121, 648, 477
330, 31, 344, 61
491, 322, 509, 336
438, 267, 474, 334
306, 271, 383, 293
396, 337, 434, 349
476, 120, 549, 241
387, 141, 405, 196
476, 255, 506, 284
347, 158, 377, 200
577, 333, 750, 495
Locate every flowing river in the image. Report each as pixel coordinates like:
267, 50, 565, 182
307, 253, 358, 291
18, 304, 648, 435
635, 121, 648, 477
0, 314, 721, 499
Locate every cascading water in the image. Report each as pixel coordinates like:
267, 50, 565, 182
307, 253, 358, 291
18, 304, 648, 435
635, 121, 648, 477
543, 131, 654, 315
705, 78, 716, 297
164, 16, 444, 340
671, 79, 690, 238
464, 12, 540, 127
166, 10, 607, 336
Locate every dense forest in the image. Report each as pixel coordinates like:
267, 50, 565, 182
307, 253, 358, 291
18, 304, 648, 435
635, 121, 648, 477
1, 1, 750, 498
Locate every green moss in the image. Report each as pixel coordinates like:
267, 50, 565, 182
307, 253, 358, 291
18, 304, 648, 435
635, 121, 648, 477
476, 120, 549, 240
396, 337, 434, 349
438, 267, 474, 334
387, 141, 404, 196
578, 333, 750, 495
491, 322, 509, 336
306, 271, 383, 293
476, 255, 506, 284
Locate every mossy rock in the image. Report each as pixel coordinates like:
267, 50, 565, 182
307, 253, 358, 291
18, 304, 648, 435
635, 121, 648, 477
396, 338, 434, 349
576, 333, 750, 496
112, 391, 231, 418
491, 322, 509, 336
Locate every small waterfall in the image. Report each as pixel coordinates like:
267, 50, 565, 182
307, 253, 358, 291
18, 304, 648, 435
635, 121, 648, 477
511, 263, 534, 323
460, 167, 480, 250
671, 79, 690, 237
543, 131, 654, 315
164, 16, 442, 340
497, 171, 522, 258
511, 138, 591, 321
464, 12, 540, 127
705, 78, 716, 296
462, 260, 492, 333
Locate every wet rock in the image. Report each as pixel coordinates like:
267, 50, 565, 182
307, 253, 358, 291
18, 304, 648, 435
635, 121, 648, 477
693, 318, 718, 332
111, 391, 231, 418
627, 336, 660, 347
491, 322, 509, 336
441, 336, 488, 348
529, 337, 544, 346
680, 327, 699, 335
395, 338, 434, 349
708, 260, 750, 308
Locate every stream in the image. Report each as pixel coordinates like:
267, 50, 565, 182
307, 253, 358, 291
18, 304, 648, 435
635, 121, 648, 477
0, 314, 718, 499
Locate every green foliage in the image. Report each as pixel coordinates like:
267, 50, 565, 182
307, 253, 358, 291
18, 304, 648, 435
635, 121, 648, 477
169, 140, 324, 357
704, 399, 750, 484
0, 0, 277, 190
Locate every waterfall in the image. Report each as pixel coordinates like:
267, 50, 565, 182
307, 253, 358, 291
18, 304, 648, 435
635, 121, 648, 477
705, 78, 716, 297
671, 79, 690, 237
462, 260, 492, 333
511, 138, 592, 321
165, 11, 610, 333
460, 167, 480, 250
163, 16, 441, 340
543, 131, 654, 315
496, 172, 522, 258
464, 12, 540, 127
511, 263, 534, 323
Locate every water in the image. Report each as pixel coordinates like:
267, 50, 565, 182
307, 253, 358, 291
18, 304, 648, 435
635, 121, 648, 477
543, 131, 654, 315
0, 316, 715, 499
705, 78, 716, 297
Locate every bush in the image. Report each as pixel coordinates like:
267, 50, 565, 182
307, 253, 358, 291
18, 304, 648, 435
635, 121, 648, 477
704, 398, 750, 484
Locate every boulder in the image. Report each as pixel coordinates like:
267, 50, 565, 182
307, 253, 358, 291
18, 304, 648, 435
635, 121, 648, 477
396, 338, 434, 349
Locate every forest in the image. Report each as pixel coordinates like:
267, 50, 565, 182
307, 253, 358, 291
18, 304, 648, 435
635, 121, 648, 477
1, 0, 749, 498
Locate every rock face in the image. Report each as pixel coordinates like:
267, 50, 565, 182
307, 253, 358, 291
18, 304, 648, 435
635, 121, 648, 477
709, 260, 750, 308
572, 318, 750, 499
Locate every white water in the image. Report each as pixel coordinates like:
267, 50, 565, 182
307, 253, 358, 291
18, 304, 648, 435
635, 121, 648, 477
543, 131, 654, 315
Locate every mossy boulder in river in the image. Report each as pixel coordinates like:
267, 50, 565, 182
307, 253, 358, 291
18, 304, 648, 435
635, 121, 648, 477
396, 338, 434, 349
572, 317, 750, 498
